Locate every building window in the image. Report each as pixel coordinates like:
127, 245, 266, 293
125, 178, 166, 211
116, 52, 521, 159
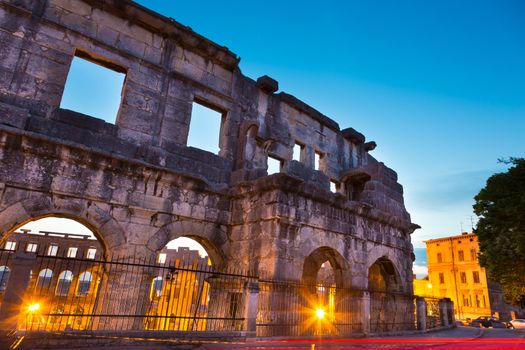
439, 273, 444, 284
314, 151, 323, 171
0, 266, 11, 291
26, 243, 38, 253
158, 253, 167, 264
473, 271, 480, 284
475, 295, 481, 308
330, 181, 338, 193
463, 294, 470, 307
76, 272, 92, 296
4, 241, 16, 251
86, 248, 97, 259
267, 156, 282, 175
437, 253, 442, 263
150, 276, 163, 300
292, 143, 304, 162
458, 250, 464, 262
470, 249, 476, 261
47, 244, 58, 256
56, 270, 74, 296
187, 101, 223, 154
37, 268, 53, 290
67, 247, 78, 258
482, 295, 486, 308
460, 272, 467, 284
61, 51, 126, 124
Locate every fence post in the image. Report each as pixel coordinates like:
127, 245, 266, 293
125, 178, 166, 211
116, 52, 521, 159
438, 298, 449, 327
361, 291, 370, 335
244, 280, 259, 337
416, 297, 426, 331
0, 250, 36, 330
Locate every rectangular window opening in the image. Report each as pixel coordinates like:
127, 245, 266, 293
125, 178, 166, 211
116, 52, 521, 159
26, 243, 38, 253
314, 152, 323, 171
330, 181, 338, 193
67, 247, 78, 258
187, 101, 223, 154
86, 248, 97, 259
458, 250, 464, 262
437, 253, 442, 263
47, 244, 58, 256
4, 241, 16, 251
158, 253, 167, 264
293, 143, 303, 162
60, 51, 126, 124
473, 271, 480, 284
267, 156, 282, 175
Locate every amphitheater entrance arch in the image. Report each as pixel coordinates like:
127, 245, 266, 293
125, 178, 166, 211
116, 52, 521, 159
368, 256, 408, 333
0, 215, 106, 331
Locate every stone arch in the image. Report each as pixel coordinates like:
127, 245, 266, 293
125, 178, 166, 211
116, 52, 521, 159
0, 196, 126, 257
302, 246, 351, 288
146, 219, 228, 268
366, 248, 405, 291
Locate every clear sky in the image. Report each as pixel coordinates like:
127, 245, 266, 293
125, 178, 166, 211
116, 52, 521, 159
131, 0, 525, 248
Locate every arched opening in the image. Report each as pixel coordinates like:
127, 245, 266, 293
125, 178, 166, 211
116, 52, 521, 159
145, 236, 213, 332
368, 257, 404, 333
36, 269, 53, 290
0, 216, 105, 331
56, 270, 74, 296
299, 247, 351, 336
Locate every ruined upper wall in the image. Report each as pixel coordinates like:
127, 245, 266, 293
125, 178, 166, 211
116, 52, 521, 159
0, 0, 408, 220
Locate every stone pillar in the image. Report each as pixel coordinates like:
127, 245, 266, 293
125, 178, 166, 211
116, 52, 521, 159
92, 257, 155, 331
243, 280, 259, 337
416, 297, 427, 331
361, 291, 370, 335
0, 250, 36, 330
438, 299, 449, 327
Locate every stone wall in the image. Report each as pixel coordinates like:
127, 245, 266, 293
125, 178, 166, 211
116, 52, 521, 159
0, 0, 418, 301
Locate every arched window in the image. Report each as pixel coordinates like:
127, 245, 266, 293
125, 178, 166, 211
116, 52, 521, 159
56, 270, 73, 296
76, 272, 92, 296
37, 268, 53, 290
150, 276, 163, 300
0, 266, 10, 292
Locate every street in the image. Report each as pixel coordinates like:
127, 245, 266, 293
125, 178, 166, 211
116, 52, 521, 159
10, 326, 525, 350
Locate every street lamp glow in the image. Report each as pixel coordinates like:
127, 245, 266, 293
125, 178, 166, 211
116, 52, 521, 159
28, 303, 40, 312
315, 308, 325, 319
427, 283, 432, 289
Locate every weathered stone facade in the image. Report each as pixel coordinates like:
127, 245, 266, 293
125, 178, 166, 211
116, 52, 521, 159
0, 0, 419, 332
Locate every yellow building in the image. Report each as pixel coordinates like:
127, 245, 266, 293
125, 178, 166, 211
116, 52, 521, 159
424, 233, 491, 321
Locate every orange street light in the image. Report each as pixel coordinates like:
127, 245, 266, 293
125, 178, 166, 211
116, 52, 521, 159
28, 303, 40, 313
315, 308, 325, 320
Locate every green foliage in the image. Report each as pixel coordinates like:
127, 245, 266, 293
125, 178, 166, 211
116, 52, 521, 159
474, 158, 525, 304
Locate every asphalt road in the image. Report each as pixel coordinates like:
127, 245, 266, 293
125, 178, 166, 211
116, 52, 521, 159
6, 326, 525, 350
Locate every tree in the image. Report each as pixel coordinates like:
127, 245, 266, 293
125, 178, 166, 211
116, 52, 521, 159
473, 158, 525, 304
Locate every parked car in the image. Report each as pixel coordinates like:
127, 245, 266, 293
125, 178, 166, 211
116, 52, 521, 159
469, 316, 512, 328
510, 319, 525, 329
470, 316, 492, 328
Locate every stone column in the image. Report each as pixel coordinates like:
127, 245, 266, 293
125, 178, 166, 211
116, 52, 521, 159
438, 298, 449, 327
92, 256, 155, 331
0, 250, 36, 330
361, 291, 370, 335
243, 280, 259, 338
416, 297, 427, 331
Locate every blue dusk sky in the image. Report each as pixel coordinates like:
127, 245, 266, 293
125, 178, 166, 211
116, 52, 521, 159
55, 1, 525, 253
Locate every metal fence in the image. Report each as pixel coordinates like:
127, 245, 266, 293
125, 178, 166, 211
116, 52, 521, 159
0, 249, 254, 333
0, 249, 452, 337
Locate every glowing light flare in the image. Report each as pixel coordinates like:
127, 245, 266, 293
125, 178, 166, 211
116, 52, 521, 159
28, 303, 40, 312
316, 308, 325, 319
